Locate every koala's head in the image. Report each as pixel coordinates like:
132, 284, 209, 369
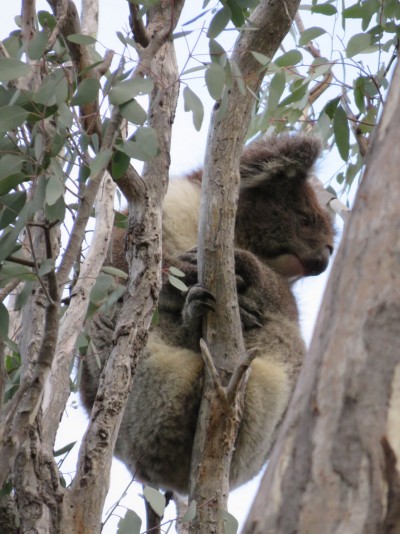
236, 134, 334, 279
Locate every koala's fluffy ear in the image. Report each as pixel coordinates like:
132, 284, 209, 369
239, 133, 322, 189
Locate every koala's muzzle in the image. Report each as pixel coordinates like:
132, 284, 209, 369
302, 245, 332, 276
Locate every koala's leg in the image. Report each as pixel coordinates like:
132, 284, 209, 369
230, 356, 291, 488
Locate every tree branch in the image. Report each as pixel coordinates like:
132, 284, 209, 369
189, 1, 301, 531
63, 2, 183, 530
242, 55, 400, 534
0, 224, 60, 487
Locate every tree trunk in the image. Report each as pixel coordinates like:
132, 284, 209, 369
243, 60, 400, 534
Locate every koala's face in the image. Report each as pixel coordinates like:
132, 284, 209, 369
236, 135, 334, 279
236, 178, 334, 279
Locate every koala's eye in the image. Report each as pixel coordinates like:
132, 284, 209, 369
300, 214, 314, 227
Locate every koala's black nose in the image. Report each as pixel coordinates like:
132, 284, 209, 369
304, 246, 332, 276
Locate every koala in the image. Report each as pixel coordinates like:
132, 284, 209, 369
109, 133, 334, 280
81, 249, 305, 493
80, 133, 335, 493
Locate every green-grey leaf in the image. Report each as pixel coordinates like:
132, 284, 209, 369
46, 175, 64, 205
268, 71, 286, 112
0, 191, 27, 229
101, 265, 128, 280
207, 7, 231, 39
299, 27, 327, 47
0, 302, 9, 340
231, 60, 246, 96
37, 10, 56, 30
169, 265, 186, 278
143, 486, 166, 518
0, 262, 35, 284
38, 258, 55, 277
0, 58, 31, 82
205, 63, 225, 101
183, 87, 204, 131
0, 154, 23, 181
0, 105, 28, 133
219, 510, 239, 534
89, 148, 112, 177
67, 34, 97, 45
275, 49, 303, 67
109, 78, 154, 105
311, 4, 337, 15
27, 31, 49, 60
90, 273, 114, 305
182, 500, 197, 522
209, 39, 227, 65
58, 103, 74, 128
168, 274, 188, 292
54, 441, 77, 457
346, 33, 371, 58
121, 127, 159, 161
120, 99, 147, 125
71, 78, 101, 106
251, 51, 271, 66
117, 509, 142, 534
334, 105, 350, 162
45, 195, 65, 223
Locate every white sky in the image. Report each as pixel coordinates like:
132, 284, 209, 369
0, 2, 344, 533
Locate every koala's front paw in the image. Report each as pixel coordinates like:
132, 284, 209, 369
238, 295, 263, 329
183, 284, 215, 323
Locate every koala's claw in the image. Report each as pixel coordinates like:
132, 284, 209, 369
185, 284, 215, 317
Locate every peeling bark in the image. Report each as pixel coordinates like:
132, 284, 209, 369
242, 59, 400, 534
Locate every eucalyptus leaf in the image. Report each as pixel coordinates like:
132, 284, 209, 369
45, 195, 65, 223
275, 49, 303, 68
0, 191, 27, 229
181, 500, 197, 522
46, 175, 64, 206
54, 441, 77, 457
168, 274, 188, 292
0, 154, 23, 180
71, 78, 101, 106
120, 99, 147, 125
109, 78, 154, 105
121, 127, 159, 161
67, 34, 97, 45
311, 3, 337, 15
0, 58, 31, 82
101, 265, 129, 280
209, 39, 227, 66
0, 106, 28, 133
27, 31, 49, 60
205, 63, 225, 100
334, 105, 350, 162
0, 302, 9, 340
89, 148, 112, 177
169, 265, 186, 278
299, 27, 326, 47
251, 51, 271, 66
117, 509, 142, 534
183, 87, 204, 131
207, 7, 231, 39
143, 486, 166, 518
37, 10, 56, 30
346, 33, 371, 58
219, 510, 239, 534
111, 150, 130, 180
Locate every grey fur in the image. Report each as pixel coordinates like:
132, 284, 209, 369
81, 250, 304, 493
80, 133, 335, 494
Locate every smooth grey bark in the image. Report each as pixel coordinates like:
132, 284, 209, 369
189, 1, 301, 532
242, 59, 400, 534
